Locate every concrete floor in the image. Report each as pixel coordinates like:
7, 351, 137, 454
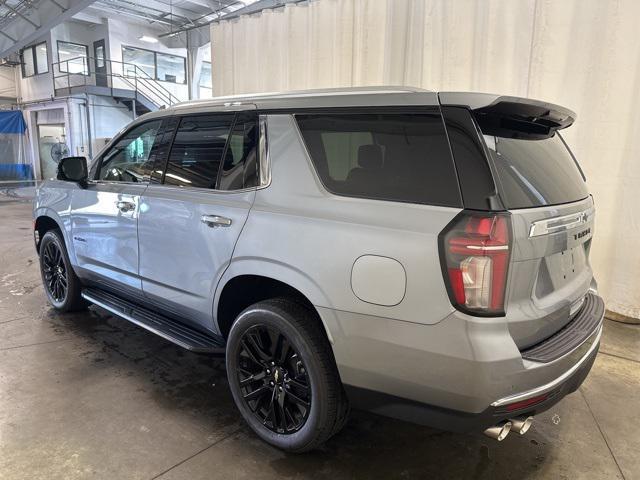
1, 193, 639, 480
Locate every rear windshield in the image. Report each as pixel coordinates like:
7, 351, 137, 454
482, 133, 589, 209
296, 112, 462, 207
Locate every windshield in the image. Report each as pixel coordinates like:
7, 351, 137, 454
483, 133, 589, 209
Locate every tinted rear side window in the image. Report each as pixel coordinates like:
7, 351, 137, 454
482, 133, 588, 209
296, 112, 461, 207
218, 112, 259, 190
165, 114, 234, 188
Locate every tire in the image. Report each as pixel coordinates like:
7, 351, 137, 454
226, 298, 349, 452
38, 229, 87, 312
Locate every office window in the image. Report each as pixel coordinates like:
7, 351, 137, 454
35, 43, 48, 73
22, 48, 35, 77
96, 45, 105, 68
156, 52, 185, 83
58, 41, 88, 75
122, 46, 155, 78
164, 114, 234, 188
21, 42, 48, 78
122, 46, 186, 84
199, 61, 212, 88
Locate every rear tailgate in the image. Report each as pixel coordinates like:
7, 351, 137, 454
507, 197, 594, 348
441, 93, 595, 349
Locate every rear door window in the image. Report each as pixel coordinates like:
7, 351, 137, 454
218, 112, 259, 190
164, 114, 234, 188
296, 112, 461, 207
482, 133, 588, 209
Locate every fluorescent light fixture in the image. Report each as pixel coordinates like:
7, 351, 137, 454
139, 35, 158, 43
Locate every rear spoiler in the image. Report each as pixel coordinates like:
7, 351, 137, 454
438, 92, 576, 139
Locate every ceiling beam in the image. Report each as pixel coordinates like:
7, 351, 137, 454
0, 0, 97, 58
0, 0, 41, 28
45, 0, 68, 11
0, 30, 16, 42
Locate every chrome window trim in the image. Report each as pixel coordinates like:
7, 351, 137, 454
144, 183, 258, 195
529, 209, 591, 238
142, 114, 270, 195
86, 180, 148, 187
258, 114, 272, 189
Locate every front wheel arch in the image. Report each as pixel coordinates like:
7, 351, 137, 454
34, 215, 62, 253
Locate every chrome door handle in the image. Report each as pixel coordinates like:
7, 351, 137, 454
201, 215, 232, 228
116, 200, 136, 213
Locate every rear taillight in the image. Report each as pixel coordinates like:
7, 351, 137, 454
439, 210, 511, 316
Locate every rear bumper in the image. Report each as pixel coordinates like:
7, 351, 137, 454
344, 334, 599, 432
319, 293, 605, 432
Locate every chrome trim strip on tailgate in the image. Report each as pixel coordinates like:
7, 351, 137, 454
491, 323, 602, 408
529, 210, 590, 238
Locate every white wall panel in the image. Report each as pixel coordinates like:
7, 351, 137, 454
212, 0, 640, 318
0, 67, 16, 99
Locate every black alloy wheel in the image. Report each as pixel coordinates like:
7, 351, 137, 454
42, 239, 68, 303
38, 229, 87, 312
226, 298, 349, 452
237, 325, 312, 434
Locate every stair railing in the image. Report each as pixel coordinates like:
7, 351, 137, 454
52, 55, 182, 109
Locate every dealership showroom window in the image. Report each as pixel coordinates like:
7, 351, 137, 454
0, 0, 638, 478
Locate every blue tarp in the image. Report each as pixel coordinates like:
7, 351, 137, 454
0, 164, 33, 180
0, 110, 26, 134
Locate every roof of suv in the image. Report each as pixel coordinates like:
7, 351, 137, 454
147, 87, 576, 131
166, 86, 437, 113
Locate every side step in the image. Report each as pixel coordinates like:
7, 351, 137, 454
81, 288, 225, 354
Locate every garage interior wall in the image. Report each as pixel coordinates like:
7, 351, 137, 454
211, 0, 640, 320
0, 67, 16, 100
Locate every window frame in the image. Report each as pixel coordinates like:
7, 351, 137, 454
293, 107, 464, 208
216, 111, 260, 191
153, 110, 262, 192
121, 45, 187, 85
92, 119, 164, 184
21, 41, 49, 78
160, 112, 236, 190
57, 40, 89, 75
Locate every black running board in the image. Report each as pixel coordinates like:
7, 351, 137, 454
81, 288, 225, 354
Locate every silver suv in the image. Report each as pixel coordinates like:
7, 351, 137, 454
34, 87, 604, 451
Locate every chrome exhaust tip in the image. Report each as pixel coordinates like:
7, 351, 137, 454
509, 416, 534, 435
483, 421, 512, 441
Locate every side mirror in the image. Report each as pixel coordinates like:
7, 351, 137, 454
57, 156, 88, 188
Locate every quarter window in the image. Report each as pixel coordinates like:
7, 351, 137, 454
97, 120, 162, 182
164, 114, 234, 188
296, 112, 462, 207
218, 113, 259, 190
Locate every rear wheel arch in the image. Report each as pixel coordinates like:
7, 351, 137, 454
216, 274, 332, 344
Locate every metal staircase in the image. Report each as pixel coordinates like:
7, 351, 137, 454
52, 56, 181, 114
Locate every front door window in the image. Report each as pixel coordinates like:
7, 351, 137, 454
97, 120, 162, 182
